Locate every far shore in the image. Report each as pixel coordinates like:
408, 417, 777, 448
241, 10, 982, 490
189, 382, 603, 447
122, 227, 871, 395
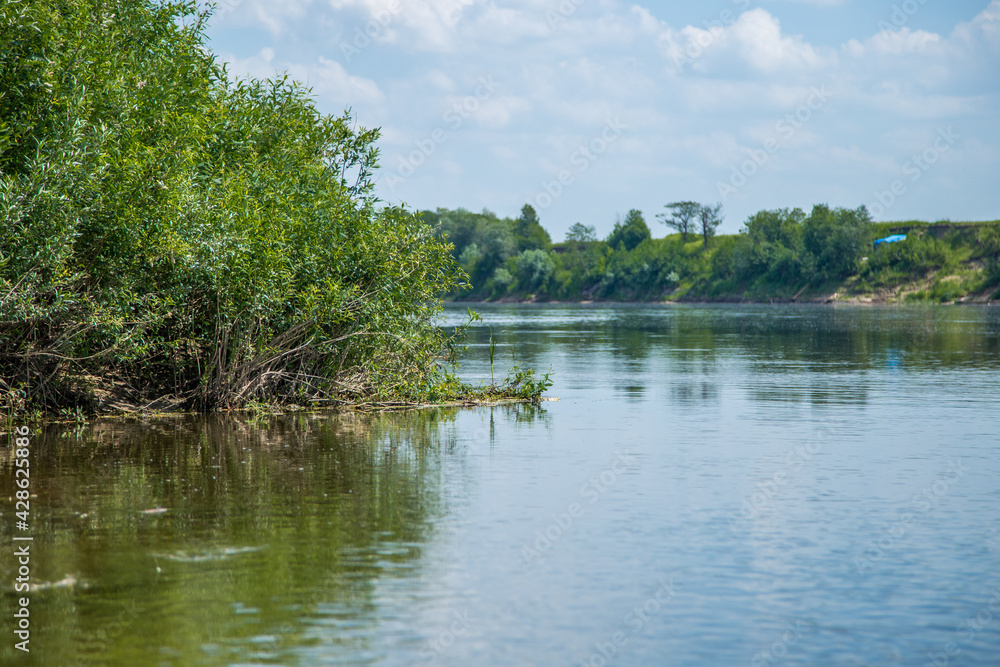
449, 294, 1000, 307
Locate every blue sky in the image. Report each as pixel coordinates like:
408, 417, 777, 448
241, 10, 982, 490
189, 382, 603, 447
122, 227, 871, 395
203, 0, 1000, 239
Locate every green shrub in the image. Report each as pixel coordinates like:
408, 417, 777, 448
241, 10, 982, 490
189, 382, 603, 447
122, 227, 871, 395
510, 249, 555, 293
860, 232, 953, 286
802, 204, 870, 283
0, 0, 472, 413
606, 209, 651, 252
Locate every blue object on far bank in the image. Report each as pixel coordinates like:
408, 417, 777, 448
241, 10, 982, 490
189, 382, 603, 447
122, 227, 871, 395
873, 234, 906, 247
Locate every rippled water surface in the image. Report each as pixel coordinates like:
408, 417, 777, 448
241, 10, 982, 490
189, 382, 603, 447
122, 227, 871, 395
3, 304, 999, 666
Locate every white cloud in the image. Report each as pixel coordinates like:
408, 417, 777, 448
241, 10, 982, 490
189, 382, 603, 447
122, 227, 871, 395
221, 46, 279, 80
838, 0, 1000, 114
222, 49, 384, 107
673, 9, 833, 75
679, 131, 741, 169
957, 0, 1000, 40
424, 70, 456, 92
208, 1, 1000, 235
460, 3, 551, 43
299, 56, 385, 104
630, 5, 665, 35
325, 0, 476, 51
214, 0, 315, 34
729, 9, 828, 72
846, 27, 941, 57
474, 97, 533, 130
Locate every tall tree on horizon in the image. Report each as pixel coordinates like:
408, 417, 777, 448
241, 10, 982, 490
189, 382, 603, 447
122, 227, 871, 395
515, 203, 552, 251
699, 202, 724, 248
565, 222, 597, 244
658, 201, 700, 242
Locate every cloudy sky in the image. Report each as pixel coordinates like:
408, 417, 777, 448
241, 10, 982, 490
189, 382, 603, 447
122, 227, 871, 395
203, 0, 1000, 239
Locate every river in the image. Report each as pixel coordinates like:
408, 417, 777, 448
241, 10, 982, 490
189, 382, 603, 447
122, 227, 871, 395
3, 303, 999, 666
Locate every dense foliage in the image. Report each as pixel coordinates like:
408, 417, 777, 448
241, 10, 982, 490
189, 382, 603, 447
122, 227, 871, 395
428, 202, 1000, 303
857, 220, 1000, 302
0, 0, 547, 416
420, 205, 552, 299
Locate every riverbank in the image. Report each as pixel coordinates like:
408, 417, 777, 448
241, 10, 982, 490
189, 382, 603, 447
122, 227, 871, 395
1, 364, 553, 421
462, 291, 1000, 305
456, 261, 1000, 305
439, 211, 1000, 305
459, 294, 1000, 307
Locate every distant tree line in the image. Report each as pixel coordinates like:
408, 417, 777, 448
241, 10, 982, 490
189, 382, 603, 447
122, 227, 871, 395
425, 203, 1000, 302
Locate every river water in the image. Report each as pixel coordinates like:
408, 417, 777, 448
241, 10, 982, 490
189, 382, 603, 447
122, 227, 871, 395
3, 304, 999, 666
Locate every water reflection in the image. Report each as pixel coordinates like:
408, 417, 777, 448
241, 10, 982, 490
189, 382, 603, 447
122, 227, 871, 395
452, 304, 1000, 410
2, 408, 542, 666
670, 382, 720, 405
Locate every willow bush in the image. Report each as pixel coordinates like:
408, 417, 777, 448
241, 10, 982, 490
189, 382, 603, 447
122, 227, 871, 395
1, 0, 539, 415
